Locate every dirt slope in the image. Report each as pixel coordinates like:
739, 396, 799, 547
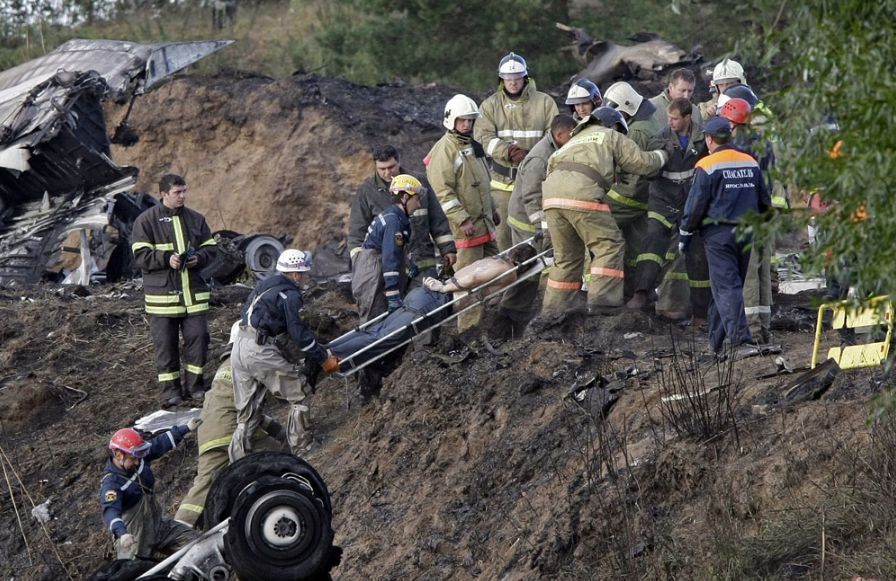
107, 73, 458, 275
0, 282, 891, 579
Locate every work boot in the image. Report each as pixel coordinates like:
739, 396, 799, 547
625, 290, 651, 310
163, 393, 184, 408
187, 390, 205, 403
657, 309, 689, 322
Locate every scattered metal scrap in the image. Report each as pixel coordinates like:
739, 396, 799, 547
0, 39, 232, 287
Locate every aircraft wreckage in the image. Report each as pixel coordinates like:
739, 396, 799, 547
0, 39, 284, 288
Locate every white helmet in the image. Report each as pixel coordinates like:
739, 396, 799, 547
711, 59, 746, 86
604, 82, 644, 118
443, 94, 480, 130
228, 321, 240, 345
498, 52, 528, 79
276, 249, 312, 273
565, 79, 602, 105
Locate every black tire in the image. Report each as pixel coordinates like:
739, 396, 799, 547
240, 235, 284, 280
204, 452, 332, 529
225, 476, 334, 581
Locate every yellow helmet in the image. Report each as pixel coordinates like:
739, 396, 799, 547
389, 174, 422, 197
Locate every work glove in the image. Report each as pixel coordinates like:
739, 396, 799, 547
119, 533, 138, 560
678, 229, 693, 255
321, 353, 340, 374
387, 295, 403, 313
492, 211, 501, 227
303, 358, 322, 392
186, 417, 203, 432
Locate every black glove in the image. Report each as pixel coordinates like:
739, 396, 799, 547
303, 358, 322, 392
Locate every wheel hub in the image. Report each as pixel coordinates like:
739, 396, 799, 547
260, 505, 302, 547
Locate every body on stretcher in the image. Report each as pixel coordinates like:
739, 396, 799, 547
328, 236, 552, 377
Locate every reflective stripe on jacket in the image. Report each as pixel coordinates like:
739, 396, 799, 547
475, 80, 559, 187
132, 204, 217, 317
425, 132, 496, 247
362, 205, 410, 293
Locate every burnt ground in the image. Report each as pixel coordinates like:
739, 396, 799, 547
1, 281, 894, 580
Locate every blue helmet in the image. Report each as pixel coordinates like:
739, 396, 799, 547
592, 107, 629, 135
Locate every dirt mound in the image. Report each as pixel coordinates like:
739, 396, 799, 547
107, 73, 458, 276
0, 280, 890, 579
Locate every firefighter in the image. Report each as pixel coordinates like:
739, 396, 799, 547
425, 94, 499, 332
679, 116, 770, 356
539, 114, 667, 315
348, 145, 456, 286
565, 79, 602, 121
699, 58, 747, 119
351, 174, 423, 322
99, 424, 200, 560
650, 67, 703, 127
603, 82, 666, 300
229, 249, 340, 462
498, 114, 578, 329
174, 322, 286, 528
475, 52, 559, 251
628, 97, 711, 323
131, 174, 218, 407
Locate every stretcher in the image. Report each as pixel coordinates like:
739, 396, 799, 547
331, 236, 552, 377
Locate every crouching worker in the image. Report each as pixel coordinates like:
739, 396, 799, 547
174, 322, 287, 527
100, 423, 200, 560
230, 249, 340, 462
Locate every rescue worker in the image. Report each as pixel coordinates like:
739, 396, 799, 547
100, 423, 200, 560
132, 174, 218, 407
650, 67, 703, 127
628, 98, 711, 323
174, 322, 286, 528
603, 82, 665, 299
348, 145, 456, 285
425, 94, 499, 332
229, 249, 340, 462
475, 52, 559, 251
720, 95, 780, 344
679, 116, 770, 356
592, 107, 630, 135
565, 79, 602, 121
351, 174, 423, 322
699, 58, 746, 119
539, 113, 667, 315
498, 114, 578, 329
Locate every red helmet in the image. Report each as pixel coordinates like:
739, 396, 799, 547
719, 97, 753, 125
109, 428, 151, 458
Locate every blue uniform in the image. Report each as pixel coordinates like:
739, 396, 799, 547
362, 205, 411, 299
241, 273, 326, 364
99, 425, 189, 538
681, 145, 770, 352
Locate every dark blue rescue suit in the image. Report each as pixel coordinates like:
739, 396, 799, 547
680, 145, 770, 353
99, 426, 197, 559
229, 273, 327, 461
351, 205, 412, 322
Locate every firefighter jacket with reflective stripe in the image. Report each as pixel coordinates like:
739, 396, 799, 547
132, 204, 217, 317
507, 133, 557, 232
649, 90, 704, 128
681, 145, 771, 233
348, 169, 455, 265
609, 110, 665, 205
362, 205, 411, 294
650, 122, 707, 199
425, 131, 496, 247
475, 80, 559, 187
99, 425, 189, 538
543, 122, 667, 210
240, 273, 327, 363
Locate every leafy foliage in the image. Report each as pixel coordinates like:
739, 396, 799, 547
746, 0, 896, 298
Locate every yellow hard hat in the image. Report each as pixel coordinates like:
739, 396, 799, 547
389, 174, 422, 196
